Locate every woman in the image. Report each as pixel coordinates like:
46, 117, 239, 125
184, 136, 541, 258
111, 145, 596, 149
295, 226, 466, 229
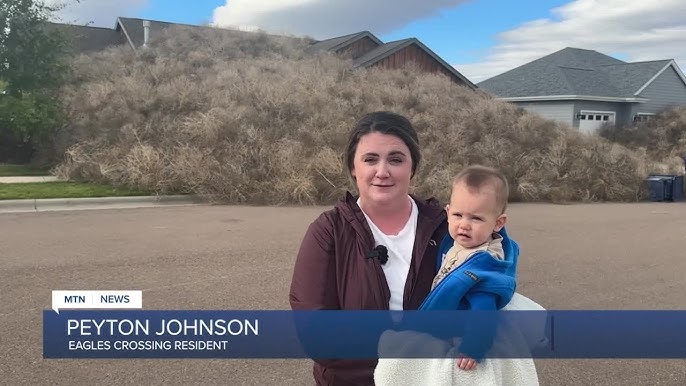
289, 111, 448, 385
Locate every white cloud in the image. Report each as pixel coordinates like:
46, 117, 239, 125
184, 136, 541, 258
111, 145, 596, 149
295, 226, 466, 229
211, 0, 467, 39
46, 0, 148, 28
454, 0, 686, 83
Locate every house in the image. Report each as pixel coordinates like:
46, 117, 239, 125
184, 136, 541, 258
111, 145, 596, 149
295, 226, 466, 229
306, 31, 382, 60
478, 47, 686, 133
308, 31, 476, 89
46, 17, 255, 52
44, 22, 126, 53
48, 18, 475, 89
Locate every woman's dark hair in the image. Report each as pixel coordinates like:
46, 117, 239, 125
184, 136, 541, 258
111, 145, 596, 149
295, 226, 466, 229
345, 111, 421, 178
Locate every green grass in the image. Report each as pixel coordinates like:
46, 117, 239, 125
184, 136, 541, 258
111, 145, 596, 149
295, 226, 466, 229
0, 182, 151, 200
0, 164, 51, 176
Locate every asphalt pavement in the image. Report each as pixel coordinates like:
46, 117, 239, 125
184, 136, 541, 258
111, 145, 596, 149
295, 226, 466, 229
1, 202, 686, 385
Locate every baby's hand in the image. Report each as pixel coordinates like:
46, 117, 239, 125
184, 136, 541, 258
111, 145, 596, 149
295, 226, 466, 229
456, 355, 477, 371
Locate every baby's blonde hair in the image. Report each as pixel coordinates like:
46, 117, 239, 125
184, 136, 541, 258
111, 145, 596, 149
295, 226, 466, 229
453, 165, 509, 214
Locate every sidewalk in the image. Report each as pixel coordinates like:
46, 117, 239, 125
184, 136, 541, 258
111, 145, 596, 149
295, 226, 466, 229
0, 175, 207, 213
0, 176, 61, 183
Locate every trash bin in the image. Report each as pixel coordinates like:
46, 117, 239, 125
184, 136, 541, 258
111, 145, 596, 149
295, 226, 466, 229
646, 175, 683, 202
646, 176, 670, 201
673, 175, 684, 201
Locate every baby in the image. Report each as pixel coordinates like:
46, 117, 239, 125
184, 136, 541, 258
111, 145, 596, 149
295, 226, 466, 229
433, 165, 510, 371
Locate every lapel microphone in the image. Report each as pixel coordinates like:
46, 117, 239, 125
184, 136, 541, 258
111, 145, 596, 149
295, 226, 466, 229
366, 245, 389, 265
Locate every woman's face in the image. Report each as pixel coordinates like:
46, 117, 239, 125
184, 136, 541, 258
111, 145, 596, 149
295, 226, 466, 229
351, 132, 413, 208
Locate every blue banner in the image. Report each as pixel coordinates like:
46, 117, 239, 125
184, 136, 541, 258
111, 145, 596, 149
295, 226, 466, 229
43, 310, 686, 359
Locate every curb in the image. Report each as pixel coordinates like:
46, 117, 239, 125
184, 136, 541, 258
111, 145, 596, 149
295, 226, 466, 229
0, 195, 206, 213
0, 199, 37, 213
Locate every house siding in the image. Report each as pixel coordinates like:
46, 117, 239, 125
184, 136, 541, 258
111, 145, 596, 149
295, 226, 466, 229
371, 44, 468, 86
336, 37, 379, 60
632, 66, 686, 116
513, 101, 575, 127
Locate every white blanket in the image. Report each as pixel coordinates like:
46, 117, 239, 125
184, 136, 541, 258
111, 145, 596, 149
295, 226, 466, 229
374, 293, 546, 386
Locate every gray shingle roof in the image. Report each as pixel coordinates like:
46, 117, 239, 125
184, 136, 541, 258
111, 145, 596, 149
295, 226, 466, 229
477, 47, 672, 98
43, 22, 125, 53
559, 66, 621, 96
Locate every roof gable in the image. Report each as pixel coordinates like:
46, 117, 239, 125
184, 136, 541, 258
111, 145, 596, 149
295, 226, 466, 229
478, 47, 683, 101
600, 60, 671, 96
352, 38, 476, 89
632, 60, 686, 95
352, 38, 412, 68
306, 31, 382, 55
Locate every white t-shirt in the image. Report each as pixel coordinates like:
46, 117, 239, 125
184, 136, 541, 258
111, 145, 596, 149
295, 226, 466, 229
359, 197, 419, 310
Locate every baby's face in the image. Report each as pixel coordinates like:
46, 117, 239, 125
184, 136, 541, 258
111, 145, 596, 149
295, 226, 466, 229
446, 181, 507, 248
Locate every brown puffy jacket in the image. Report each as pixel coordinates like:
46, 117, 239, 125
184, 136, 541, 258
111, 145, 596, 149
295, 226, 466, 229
289, 192, 448, 386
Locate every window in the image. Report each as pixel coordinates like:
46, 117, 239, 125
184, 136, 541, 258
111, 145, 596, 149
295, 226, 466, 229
578, 111, 615, 122
633, 113, 654, 123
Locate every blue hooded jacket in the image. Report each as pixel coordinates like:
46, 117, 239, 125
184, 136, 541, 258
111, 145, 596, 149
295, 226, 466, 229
417, 227, 519, 360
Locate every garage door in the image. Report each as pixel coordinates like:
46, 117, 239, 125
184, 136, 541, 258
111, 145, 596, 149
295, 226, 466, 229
578, 111, 615, 134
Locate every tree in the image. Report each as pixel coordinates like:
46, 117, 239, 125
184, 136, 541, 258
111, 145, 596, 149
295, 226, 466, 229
0, 0, 72, 163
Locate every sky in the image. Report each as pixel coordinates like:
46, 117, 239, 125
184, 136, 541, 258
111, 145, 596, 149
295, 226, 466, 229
49, 0, 686, 83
